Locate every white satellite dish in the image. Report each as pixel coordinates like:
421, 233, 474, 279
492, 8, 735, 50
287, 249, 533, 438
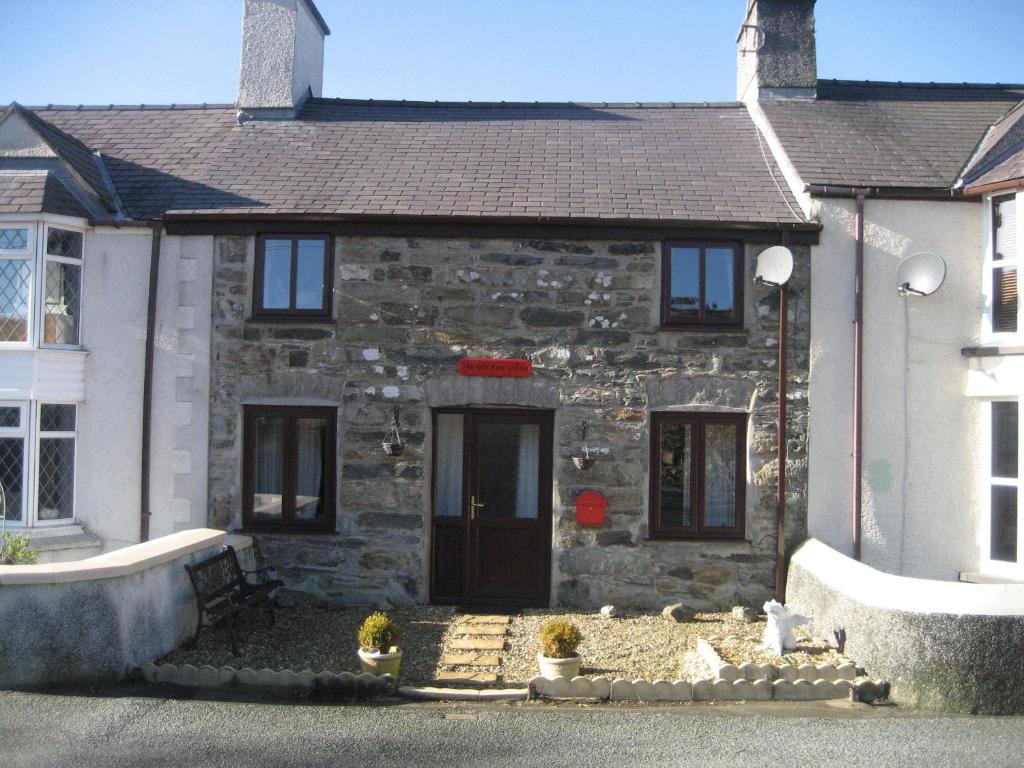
896, 252, 946, 297
755, 246, 794, 287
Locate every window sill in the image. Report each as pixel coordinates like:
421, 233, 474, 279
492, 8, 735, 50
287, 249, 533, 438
237, 526, 338, 536
657, 326, 749, 335
642, 535, 749, 544
247, 315, 334, 325
961, 344, 1024, 358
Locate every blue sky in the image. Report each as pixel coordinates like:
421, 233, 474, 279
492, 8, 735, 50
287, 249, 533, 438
3, 0, 1022, 105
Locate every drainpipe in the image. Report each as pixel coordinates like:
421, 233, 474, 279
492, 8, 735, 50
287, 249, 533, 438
852, 194, 866, 562
774, 237, 789, 601
140, 222, 162, 542
804, 185, 875, 561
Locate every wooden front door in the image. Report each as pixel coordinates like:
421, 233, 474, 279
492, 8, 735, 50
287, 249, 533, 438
430, 408, 553, 606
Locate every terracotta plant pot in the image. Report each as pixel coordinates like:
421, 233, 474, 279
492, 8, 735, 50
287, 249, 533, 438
358, 647, 403, 677
537, 652, 581, 680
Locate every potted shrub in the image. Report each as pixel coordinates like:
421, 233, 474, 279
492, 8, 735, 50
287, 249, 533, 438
357, 611, 402, 677
537, 618, 583, 679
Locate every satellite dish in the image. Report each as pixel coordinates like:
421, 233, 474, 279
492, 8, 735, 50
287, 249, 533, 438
755, 246, 794, 287
896, 252, 946, 297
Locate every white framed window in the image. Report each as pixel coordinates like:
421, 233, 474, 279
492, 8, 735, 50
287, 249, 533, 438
983, 193, 1020, 339
0, 401, 77, 528
41, 227, 83, 348
0, 402, 28, 523
0, 224, 35, 345
981, 399, 1022, 578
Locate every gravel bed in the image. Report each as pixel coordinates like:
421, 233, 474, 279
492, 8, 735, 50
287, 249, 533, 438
708, 630, 850, 667
501, 610, 761, 685
159, 605, 456, 684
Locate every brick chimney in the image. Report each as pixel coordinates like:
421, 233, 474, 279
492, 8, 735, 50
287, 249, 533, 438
737, 0, 817, 103
237, 0, 330, 119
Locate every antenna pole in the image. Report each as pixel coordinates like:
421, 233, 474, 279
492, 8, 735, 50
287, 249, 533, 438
775, 258, 789, 602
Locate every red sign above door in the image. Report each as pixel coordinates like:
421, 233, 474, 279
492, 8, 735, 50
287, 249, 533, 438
457, 358, 533, 378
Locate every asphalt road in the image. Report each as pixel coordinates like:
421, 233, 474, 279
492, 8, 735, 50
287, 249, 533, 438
2, 688, 1023, 768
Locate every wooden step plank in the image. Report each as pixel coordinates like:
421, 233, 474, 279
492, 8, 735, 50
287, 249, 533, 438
452, 624, 507, 636
434, 672, 498, 685
442, 654, 501, 667
451, 638, 505, 651
459, 615, 511, 625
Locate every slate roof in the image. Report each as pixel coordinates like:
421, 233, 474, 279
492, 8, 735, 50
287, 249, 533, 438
960, 100, 1024, 190
762, 80, 1024, 191
28, 99, 807, 225
0, 171, 92, 218
9, 105, 117, 213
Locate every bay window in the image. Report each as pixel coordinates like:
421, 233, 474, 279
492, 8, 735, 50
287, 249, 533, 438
0, 401, 77, 526
0, 222, 83, 348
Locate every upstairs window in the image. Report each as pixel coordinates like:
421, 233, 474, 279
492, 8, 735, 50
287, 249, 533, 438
990, 194, 1018, 334
0, 227, 32, 343
43, 228, 83, 346
661, 242, 743, 329
253, 235, 332, 319
0, 224, 84, 347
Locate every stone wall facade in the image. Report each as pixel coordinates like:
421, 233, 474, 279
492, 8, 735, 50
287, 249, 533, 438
207, 234, 810, 610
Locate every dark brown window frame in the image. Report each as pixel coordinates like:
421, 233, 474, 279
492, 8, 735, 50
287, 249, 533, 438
252, 234, 333, 321
648, 411, 747, 540
241, 404, 337, 533
660, 240, 744, 330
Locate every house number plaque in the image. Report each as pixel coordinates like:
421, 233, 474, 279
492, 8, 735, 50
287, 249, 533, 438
456, 358, 533, 378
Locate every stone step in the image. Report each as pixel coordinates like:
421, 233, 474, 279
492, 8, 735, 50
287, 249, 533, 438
434, 672, 498, 686
452, 624, 507, 636
451, 638, 506, 651
457, 615, 511, 625
442, 653, 501, 667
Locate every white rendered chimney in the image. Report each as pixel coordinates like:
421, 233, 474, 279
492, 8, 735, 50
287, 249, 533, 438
237, 0, 330, 118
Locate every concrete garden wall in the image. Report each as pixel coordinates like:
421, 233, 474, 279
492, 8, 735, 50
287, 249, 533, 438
787, 538, 1024, 714
0, 529, 249, 689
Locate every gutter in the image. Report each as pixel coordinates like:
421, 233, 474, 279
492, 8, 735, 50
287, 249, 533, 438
962, 178, 1024, 197
805, 185, 877, 561
139, 222, 162, 542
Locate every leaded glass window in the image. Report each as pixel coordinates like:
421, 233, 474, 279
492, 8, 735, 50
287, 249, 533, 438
36, 404, 75, 521
42, 227, 83, 346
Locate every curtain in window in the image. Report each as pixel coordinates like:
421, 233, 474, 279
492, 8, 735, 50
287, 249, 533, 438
434, 414, 463, 517
254, 417, 284, 517
704, 424, 737, 528
295, 418, 325, 520
515, 424, 540, 519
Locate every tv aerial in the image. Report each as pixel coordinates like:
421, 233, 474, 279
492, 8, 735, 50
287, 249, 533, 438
754, 246, 794, 288
896, 252, 947, 297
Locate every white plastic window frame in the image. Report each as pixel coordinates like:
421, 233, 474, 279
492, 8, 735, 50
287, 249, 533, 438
981, 191, 1022, 342
40, 223, 85, 350
32, 401, 78, 527
0, 222, 36, 348
980, 397, 1023, 579
0, 401, 28, 525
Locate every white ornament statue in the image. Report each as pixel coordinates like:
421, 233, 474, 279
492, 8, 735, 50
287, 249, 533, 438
761, 599, 811, 657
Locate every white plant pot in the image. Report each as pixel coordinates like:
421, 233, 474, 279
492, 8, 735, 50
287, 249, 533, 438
537, 652, 581, 680
358, 647, 402, 677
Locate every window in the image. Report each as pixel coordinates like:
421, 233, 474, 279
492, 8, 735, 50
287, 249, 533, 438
43, 228, 83, 346
0, 401, 76, 526
989, 401, 1019, 565
661, 242, 743, 328
253, 235, 332, 319
242, 405, 336, 531
0, 226, 32, 343
989, 194, 1018, 334
649, 412, 746, 539
0, 224, 84, 347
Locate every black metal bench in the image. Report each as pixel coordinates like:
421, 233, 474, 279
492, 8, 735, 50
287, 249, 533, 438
184, 544, 283, 655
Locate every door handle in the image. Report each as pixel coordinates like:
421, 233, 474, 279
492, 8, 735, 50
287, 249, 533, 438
470, 496, 484, 519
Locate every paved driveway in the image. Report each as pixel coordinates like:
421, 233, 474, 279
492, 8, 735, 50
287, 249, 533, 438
2, 688, 1022, 768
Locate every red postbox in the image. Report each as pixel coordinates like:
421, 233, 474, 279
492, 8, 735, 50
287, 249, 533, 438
574, 490, 607, 527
